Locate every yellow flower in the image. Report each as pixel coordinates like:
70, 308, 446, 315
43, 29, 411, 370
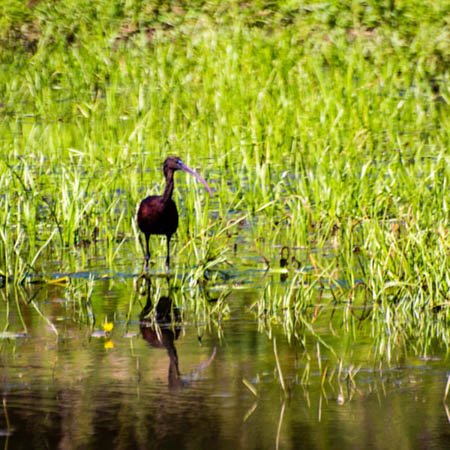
104, 340, 114, 350
102, 320, 114, 333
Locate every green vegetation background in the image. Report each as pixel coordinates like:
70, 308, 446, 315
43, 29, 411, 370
0, 1, 448, 308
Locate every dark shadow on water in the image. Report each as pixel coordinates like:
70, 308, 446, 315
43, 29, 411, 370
279, 246, 290, 282
279, 247, 301, 283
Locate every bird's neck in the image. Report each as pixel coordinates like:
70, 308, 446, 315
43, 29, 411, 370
162, 170, 175, 203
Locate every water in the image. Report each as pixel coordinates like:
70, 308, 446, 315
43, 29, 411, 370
1, 271, 450, 450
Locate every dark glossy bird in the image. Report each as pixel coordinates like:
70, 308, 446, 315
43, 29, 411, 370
137, 156, 212, 270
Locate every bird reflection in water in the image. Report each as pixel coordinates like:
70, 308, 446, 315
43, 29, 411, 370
140, 292, 183, 390
138, 278, 217, 390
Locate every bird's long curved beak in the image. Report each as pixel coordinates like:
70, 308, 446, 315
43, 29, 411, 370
180, 163, 213, 197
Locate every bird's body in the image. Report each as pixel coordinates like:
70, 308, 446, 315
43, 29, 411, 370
137, 156, 212, 270
137, 196, 178, 237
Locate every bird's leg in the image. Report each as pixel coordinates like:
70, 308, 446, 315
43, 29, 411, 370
139, 279, 153, 319
144, 235, 150, 271
165, 235, 171, 272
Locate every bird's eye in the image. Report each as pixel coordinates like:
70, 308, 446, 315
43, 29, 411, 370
176, 159, 183, 166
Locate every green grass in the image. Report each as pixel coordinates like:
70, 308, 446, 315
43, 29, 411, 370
0, 1, 449, 348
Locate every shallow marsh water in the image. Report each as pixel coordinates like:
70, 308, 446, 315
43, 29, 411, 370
1, 263, 450, 450
1, 1, 449, 446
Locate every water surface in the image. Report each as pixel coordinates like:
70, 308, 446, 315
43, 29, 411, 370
1, 273, 449, 449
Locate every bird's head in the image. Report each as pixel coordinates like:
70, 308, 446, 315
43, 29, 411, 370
163, 156, 184, 173
163, 156, 213, 197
